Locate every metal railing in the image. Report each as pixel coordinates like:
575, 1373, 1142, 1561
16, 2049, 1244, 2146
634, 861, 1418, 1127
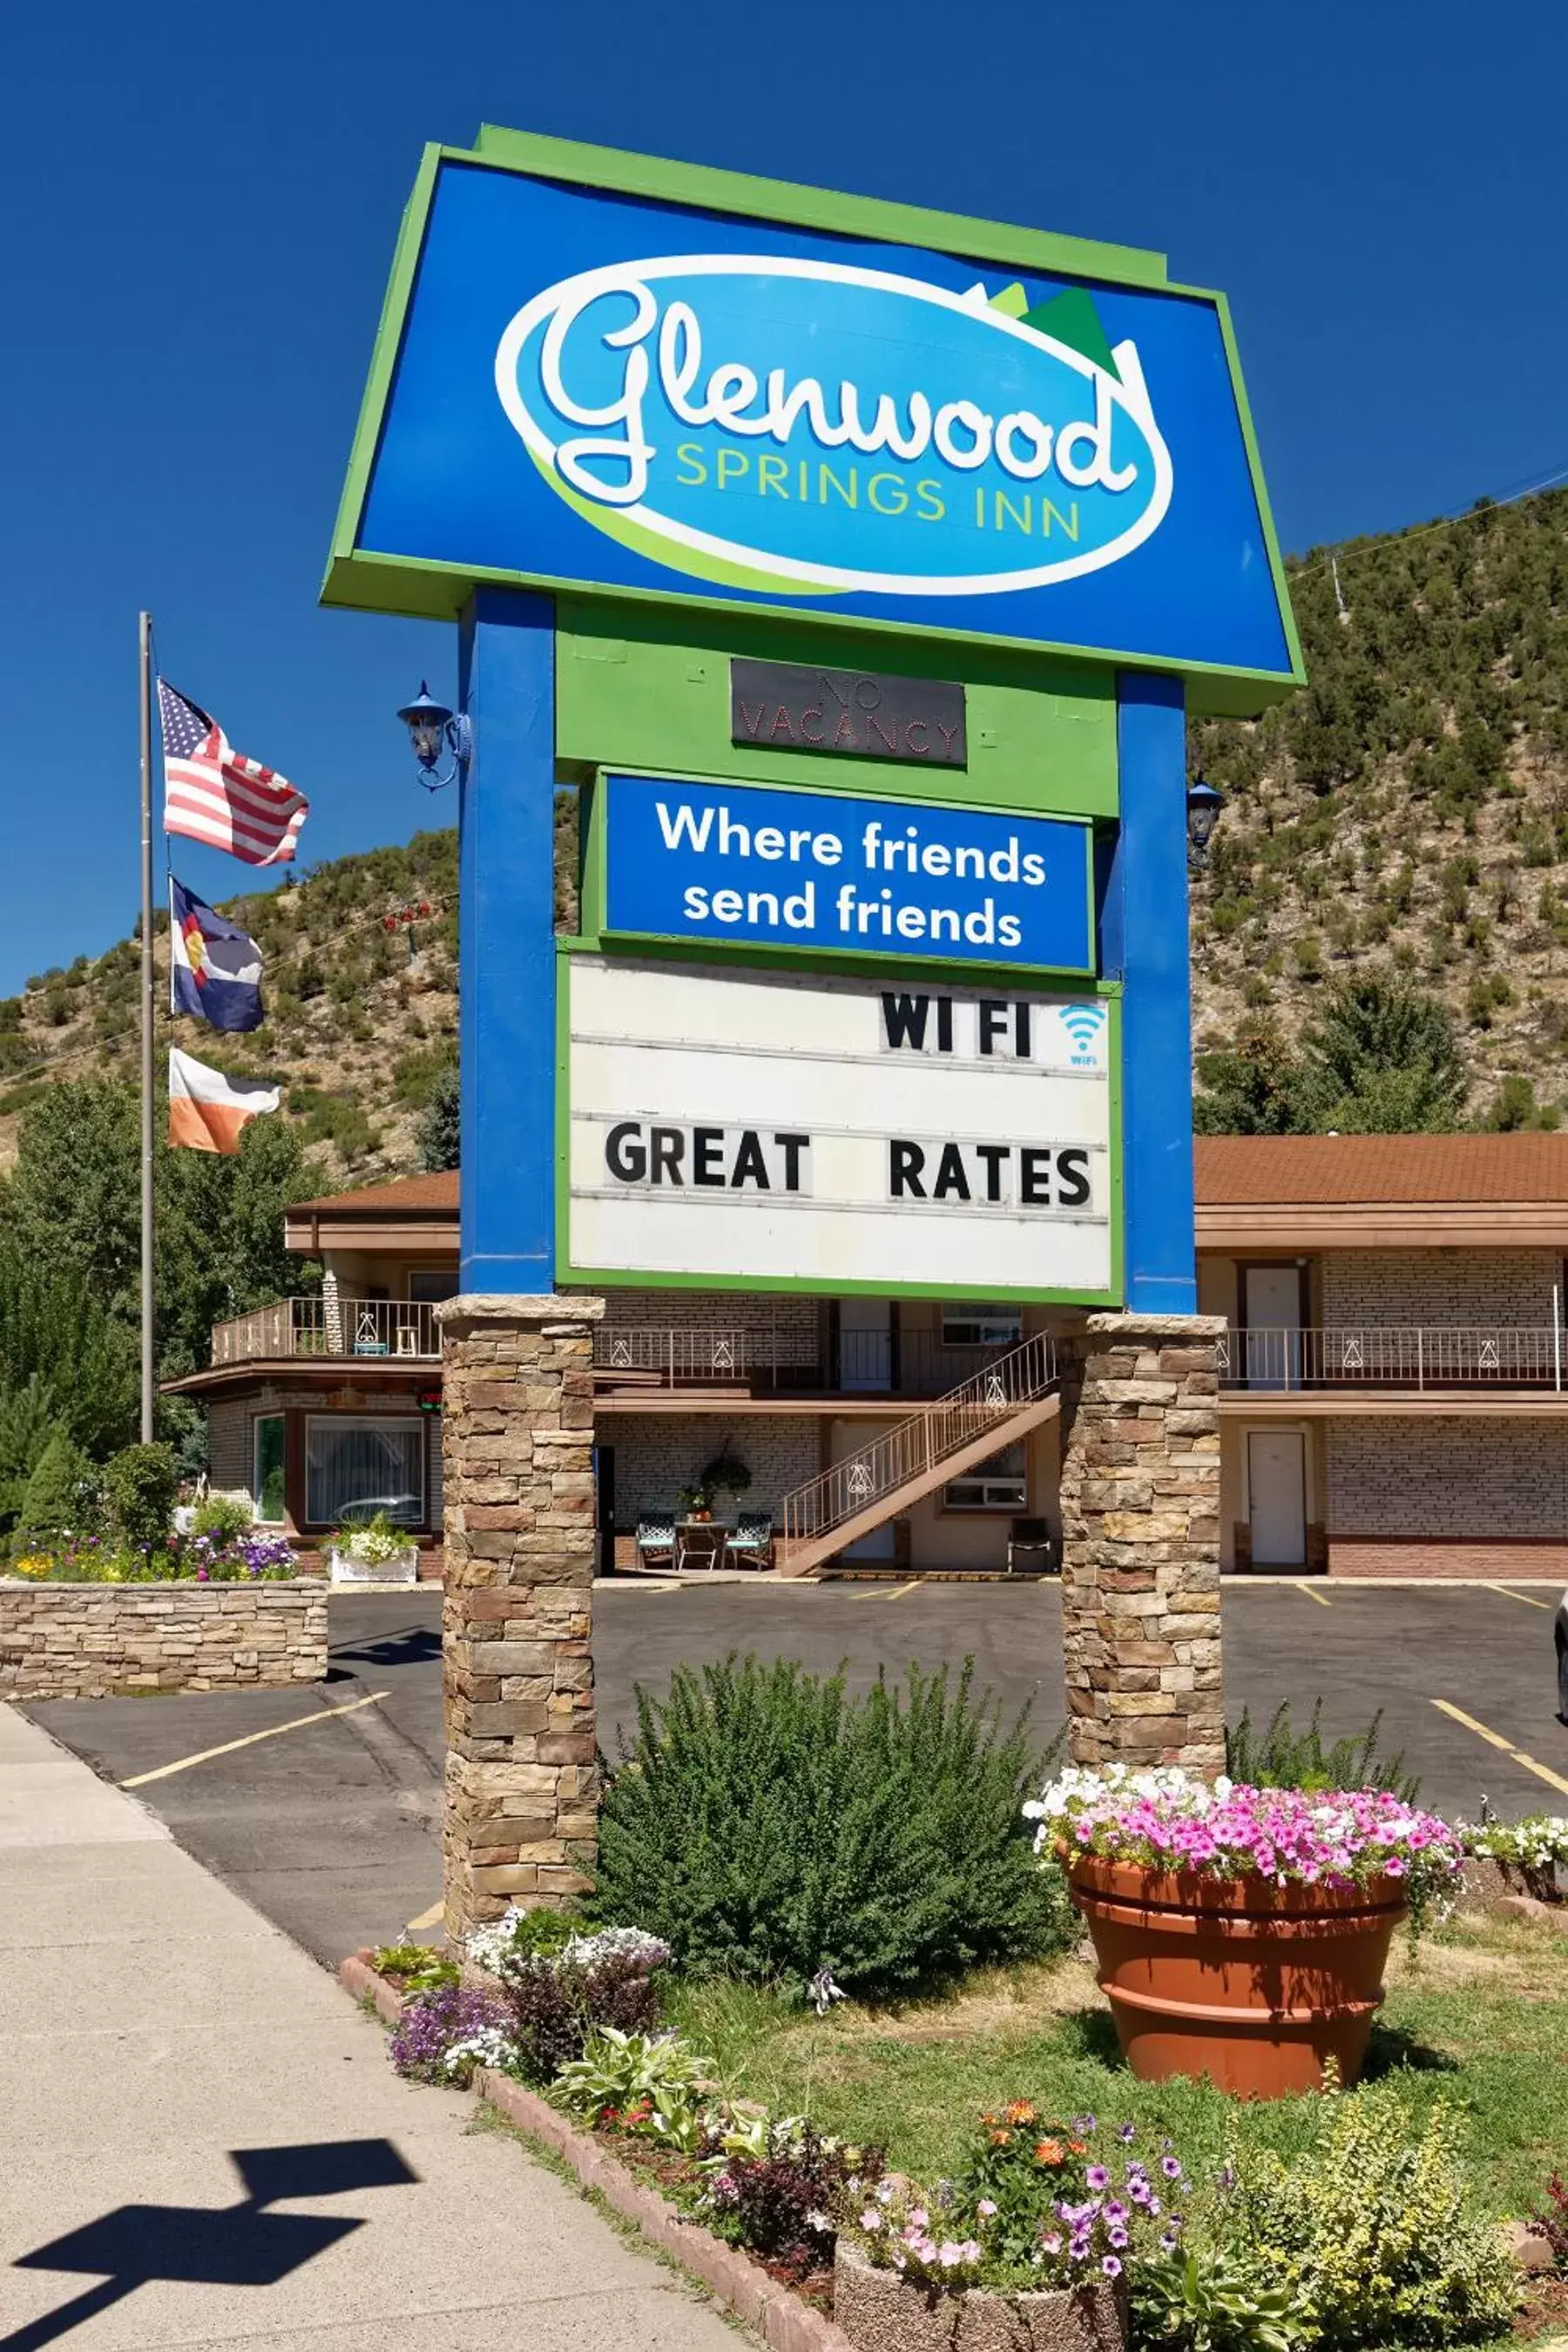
1219, 1324, 1568, 1393
835, 1329, 1015, 1396
211, 1296, 440, 1366
781, 1332, 1058, 1550
594, 1328, 752, 1382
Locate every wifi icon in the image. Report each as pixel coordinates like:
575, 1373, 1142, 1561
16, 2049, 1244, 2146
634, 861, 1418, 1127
1060, 1002, 1108, 1058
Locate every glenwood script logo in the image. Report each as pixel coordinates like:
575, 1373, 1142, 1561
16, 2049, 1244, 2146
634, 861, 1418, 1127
494, 257, 1173, 598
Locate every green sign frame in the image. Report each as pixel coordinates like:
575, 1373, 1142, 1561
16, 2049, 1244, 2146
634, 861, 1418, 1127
324, 125, 1304, 719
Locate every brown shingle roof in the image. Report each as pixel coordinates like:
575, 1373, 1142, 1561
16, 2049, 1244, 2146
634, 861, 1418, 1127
1194, 1134, 1568, 1206
297, 1141, 1568, 1220
291, 1172, 459, 1217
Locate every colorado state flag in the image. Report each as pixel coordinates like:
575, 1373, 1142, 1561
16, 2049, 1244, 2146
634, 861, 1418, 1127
169, 877, 264, 1032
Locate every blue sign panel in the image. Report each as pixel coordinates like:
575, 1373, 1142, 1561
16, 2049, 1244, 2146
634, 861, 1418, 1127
601, 774, 1094, 972
351, 158, 1295, 681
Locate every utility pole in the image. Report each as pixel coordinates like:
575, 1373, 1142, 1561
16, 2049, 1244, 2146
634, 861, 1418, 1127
139, 612, 156, 1443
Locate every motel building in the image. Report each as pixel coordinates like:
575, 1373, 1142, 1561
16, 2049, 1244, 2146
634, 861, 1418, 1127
170, 1130, 1568, 1585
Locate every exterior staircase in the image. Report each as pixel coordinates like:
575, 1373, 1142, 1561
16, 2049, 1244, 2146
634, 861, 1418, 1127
776, 1334, 1061, 1578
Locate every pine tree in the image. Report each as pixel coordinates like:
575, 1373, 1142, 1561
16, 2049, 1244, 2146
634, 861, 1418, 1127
16, 1430, 93, 1548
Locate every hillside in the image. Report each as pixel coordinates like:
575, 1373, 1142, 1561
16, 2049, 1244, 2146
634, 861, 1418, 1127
0, 831, 462, 1181
8, 483, 1568, 1173
1191, 484, 1568, 1126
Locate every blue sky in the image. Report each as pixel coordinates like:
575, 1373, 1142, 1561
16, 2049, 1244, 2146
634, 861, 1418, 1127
3, 0, 1564, 994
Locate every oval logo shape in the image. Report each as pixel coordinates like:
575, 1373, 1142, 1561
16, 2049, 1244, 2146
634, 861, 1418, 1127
495, 256, 1173, 598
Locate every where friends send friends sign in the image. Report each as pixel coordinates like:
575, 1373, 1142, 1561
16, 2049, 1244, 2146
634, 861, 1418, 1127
599, 774, 1093, 972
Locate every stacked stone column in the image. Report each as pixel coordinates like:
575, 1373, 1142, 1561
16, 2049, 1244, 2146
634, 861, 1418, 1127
438, 1294, 603, 1942
1058, 1312, 1225, 1773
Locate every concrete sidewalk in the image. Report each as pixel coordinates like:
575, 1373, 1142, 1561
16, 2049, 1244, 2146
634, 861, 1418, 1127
0, 1703, 739, 2351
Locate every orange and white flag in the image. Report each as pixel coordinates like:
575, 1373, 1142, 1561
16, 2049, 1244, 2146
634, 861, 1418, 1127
168, 1047, 280, 1154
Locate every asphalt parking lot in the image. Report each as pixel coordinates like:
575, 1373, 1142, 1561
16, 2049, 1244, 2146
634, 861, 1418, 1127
21, 1578, 1568, 1970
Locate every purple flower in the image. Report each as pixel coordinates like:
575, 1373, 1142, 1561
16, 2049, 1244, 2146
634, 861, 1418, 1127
389, 1984, 510, 2084
1085, 2165, 1109, 2191
1108, 2227, 1129, 2249
1073, 2113, 1098, 2135
1102, 2256, 1123, 2278
1118, 2123, 1136, 2143
1161, 2155, 1183, 2180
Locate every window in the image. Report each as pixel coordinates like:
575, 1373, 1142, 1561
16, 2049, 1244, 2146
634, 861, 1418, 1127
943, 1441, 1027, 1512
941, 1305, 1023, 1348
407, 1266, 459, 1303
253, 1415, 287, 1524
305, 1416, 425, 1529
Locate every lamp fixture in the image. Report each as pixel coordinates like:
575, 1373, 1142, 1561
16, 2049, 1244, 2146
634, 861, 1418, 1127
395, 682, 472, 791
1186, 773, 1223, 868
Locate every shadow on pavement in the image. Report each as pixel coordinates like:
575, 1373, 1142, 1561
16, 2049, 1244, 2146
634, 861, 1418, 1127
6, 2139, 418, 2352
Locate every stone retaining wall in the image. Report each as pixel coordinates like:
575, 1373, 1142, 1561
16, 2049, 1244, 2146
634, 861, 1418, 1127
0, 1579, 328, 1700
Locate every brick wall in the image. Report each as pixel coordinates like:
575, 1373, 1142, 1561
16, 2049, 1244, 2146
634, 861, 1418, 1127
598, 1412, 821, 1525
0, 1580, 328, 1700
598, 1289, 825, 1370
1326, 1416, 1568, 1540
1321, 1249, 1561, 1328
207, 1398, 250, 1491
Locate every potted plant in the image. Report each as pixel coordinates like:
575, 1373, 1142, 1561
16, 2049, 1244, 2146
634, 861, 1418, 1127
678, 1483, 714, 1523
328, 1510, 420, 1585
836, 2105, 1159, 2352
1027, 1766, 1463, 2099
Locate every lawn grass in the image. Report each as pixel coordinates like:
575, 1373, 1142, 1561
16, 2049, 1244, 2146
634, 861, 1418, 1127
662, 1902, 1568, 2222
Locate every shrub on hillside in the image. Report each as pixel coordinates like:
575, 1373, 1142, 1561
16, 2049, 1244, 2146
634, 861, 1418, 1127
592, 1655, 1069, 2001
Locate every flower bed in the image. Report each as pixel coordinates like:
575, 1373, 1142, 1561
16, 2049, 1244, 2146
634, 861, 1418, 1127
0, 1575, 327, 1698
1459, 1815, 1568, 1904
348, 1873, 1542, 2352
10, 1530, 298, 1582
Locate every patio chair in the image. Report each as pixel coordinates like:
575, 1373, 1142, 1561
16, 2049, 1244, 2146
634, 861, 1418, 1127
1006, 1517, 1057, 1576
727, 1511, 774, 1570
633, 1518, 676, 1572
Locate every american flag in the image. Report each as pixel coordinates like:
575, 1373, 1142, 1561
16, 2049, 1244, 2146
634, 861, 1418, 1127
159, 680, 309, 866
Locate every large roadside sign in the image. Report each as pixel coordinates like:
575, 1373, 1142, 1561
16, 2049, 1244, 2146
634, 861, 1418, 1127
561, 955, 1119, 1301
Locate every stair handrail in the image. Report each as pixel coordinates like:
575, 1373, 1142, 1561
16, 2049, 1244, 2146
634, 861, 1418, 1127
781, 1331, 1058, 1550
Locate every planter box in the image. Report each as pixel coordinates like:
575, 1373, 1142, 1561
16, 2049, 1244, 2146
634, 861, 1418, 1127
328, 1544, 419, 1586
0, 1578, 328, 1699
1067, 1854, 1407, 2099
834, 2242, 1125, 2352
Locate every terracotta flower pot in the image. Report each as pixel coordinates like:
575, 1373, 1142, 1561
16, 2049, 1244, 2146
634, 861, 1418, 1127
1065, 1853, 1408, 2099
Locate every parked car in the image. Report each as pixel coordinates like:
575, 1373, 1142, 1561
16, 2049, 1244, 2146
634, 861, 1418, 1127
1557, 1584, 1568, 1721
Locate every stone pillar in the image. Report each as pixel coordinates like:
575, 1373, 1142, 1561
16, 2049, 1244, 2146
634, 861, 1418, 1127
1058, 1312, 1225, 1774
438, 1293, 603, 1943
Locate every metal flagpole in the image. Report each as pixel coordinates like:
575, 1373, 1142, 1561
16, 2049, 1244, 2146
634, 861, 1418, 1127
139, 612, 156, 1443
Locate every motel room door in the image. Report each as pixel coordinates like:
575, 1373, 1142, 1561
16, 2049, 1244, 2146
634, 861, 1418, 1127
1242, 1264, 1305, 1389
1247, 1429, 1307, 1569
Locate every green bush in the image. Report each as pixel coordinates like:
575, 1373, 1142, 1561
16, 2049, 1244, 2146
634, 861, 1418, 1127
104, 1442, 178, 1554
15, 1429, 95, 1547
1223, 2092, 1516, 2348
191, 1493, 254, 1544
592, 1655, 1068, 2002
1226, 1700, 1418, 1801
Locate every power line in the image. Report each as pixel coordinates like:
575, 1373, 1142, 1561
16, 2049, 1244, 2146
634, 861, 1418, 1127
1290, 463, 1568, 583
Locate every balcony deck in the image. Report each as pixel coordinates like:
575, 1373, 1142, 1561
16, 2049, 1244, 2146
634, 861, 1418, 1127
1219, 1325, 1568, 1412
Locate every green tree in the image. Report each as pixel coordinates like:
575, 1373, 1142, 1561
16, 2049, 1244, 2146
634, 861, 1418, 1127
1193, 1023, 1303, 1135
17, 1430, 94, 1547
0, 1238, 138, 1460
0, 1373, 64, 1531
416, 1055, 459, 1173
1295, 972, 1466, 1133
